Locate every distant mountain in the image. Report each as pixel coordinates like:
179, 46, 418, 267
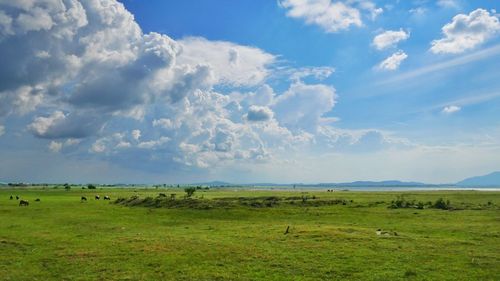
456, 172, 500, 187
194, 181, 232, 186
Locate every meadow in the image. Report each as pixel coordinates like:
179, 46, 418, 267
0, 187, 499, 280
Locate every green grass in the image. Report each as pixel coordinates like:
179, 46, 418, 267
0, 188, 499, 280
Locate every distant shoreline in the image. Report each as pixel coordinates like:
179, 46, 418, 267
2, 184, 499, 192
243, 187, 500, 192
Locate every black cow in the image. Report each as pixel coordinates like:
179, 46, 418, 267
10, 195, 13, 200
16, 195, 19, 200
104, 195, 110, 200
19, 200, 29, 206
81, 196, 87, 202
158, 193, 167, 197
35, 198, 41, 202
95, 195, 100, 200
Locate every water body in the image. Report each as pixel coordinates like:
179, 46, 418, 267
245, 186, 500, 192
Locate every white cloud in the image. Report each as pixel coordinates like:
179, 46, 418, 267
442, 105, 461, 114
229, 84, 275, 108
138, 137, 170, 149
372, 29, 410, 50
246, 106, 274, 122
48, 141, 62, 153
378, 44, 500, 85
289, 66, 335, 82
90, 139, 106, 153
0, 124, 4, 136
0, 86, 43, 117
16, 6, 54, 32
131, 129, 141, 141
177, 37, 275, 86
430, 9, 500, 54
437, 0, 460, 9
317, 127, 413, 152
279, 0, 363, 32
378, 50, 408, 70
409, 7, 427, 17
28, 111, 66, 137
273, 82, 336, 132
152, 118, 181, 130
357, 1, 383, 20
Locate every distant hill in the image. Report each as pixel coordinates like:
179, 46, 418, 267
194, 181, 232, 186
456, 171, 500, 187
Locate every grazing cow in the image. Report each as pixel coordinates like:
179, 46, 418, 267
104, 195, 110, 200
35, 198, 41, 202
95, 195, 100, 200
81, 196, 87, 202
19, 200, 29, 206
10, 195, 13, 200
16, 195, 19, 200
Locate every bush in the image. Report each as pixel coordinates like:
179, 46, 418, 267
87, 184, 96, 189
433, 198, 451, 210
184, 187, 196, 198
64, 183, 71, 190
389, 195, 406, 209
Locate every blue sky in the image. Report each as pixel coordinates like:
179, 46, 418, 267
0, 0, 499, 184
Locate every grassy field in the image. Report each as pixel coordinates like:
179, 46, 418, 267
0, 187, 499, 281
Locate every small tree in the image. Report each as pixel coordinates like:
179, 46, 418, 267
184, 187, 196, 198
64, 183, 71, 190
87, 184, 96, 190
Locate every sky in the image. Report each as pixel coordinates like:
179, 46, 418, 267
0, 0, 499, 184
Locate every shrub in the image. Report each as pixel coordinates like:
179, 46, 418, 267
416, 201, 425, 209
87, 184, 96, 189
433, 198, 451, 210
184, 187, 196, 198
389, 196, 406, 209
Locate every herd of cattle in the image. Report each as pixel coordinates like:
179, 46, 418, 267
9, 194, 111, 206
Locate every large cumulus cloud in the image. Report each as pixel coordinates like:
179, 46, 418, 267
0, 0, 406, 176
